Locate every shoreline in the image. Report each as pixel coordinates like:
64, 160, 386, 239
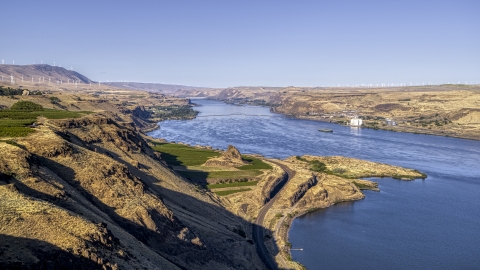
274, 185, 379, 269
276, 113, 480, 142
198, 98, 479, 142
147, 137, 426, 269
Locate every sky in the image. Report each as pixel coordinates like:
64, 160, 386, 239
1, 0, 479, 87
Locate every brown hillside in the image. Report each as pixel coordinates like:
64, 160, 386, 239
0, 113, 264, 269
0, 64, 93, 84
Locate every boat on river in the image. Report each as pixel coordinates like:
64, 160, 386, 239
318, 128, 333, 133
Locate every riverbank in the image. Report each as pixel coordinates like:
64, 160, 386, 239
147, 138, 427, 269
287, 114, 480, 141
188, 98, 479, 142
175, 85, 480, 142
148, 98, 480, 269
261, 156, 425, 269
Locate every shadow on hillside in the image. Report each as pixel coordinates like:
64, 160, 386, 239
0, 234, 103, 270
88, 144, 282, 269
157, 152, 210, 186
33, 153, 281, 269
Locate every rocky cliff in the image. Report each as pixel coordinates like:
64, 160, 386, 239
0, 115, 263, 269
203, 145, 247, 167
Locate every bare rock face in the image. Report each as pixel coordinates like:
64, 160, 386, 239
204, 145, 247, 167
132, 106, 151, 120
289, 174, 318, 206
261, 170, 288, 204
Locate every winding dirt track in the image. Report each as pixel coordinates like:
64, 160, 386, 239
253, 160, 295, 270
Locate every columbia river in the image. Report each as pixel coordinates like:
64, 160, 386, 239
148, 99, 480, 270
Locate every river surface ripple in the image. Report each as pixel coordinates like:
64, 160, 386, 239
149, 99, 480, 270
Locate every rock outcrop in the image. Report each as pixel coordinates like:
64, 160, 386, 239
203, 145, 247, 167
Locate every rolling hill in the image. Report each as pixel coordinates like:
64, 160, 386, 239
0, 64, 94, 85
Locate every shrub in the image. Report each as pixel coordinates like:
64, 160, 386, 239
10, 101, 43, 111
50, 96, 61, 104
310, 160, 326, 172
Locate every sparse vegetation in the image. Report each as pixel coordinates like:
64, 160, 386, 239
332, 168, 347, 174
0, 86, 24, 96
352, 181, 371, 189
296, 157, 327, 172
309, 160, 327, 172
49, 96, 61, 104
150, 105, 198, 120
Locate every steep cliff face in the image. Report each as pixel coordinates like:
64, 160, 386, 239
295, 174, 366, 210
261, 169, 288, 204
0, 143, 177, 269
288, 174, 318, 206
0, 115, 263, 269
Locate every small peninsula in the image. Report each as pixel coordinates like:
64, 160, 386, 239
150, 142, 426, 269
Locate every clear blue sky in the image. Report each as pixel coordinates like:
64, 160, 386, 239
2, 0, 479, 87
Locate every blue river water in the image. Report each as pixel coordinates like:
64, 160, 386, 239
148, 99, 480, 270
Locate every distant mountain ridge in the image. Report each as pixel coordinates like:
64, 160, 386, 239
0, 64, 94, 84
105, 81, 212, 94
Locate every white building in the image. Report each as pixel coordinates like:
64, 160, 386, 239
350, 117, 363, 126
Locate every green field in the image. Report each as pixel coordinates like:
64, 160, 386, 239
207, 181, 259, 189
0, 119, 36, 127
0, 103, 92, 137
0, 110, 90, 120
238, 156, 272, 170
207, 170, 262, 179
214, 188, 252, 196
152, 143, 220, 166
152, 143, 271, 194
